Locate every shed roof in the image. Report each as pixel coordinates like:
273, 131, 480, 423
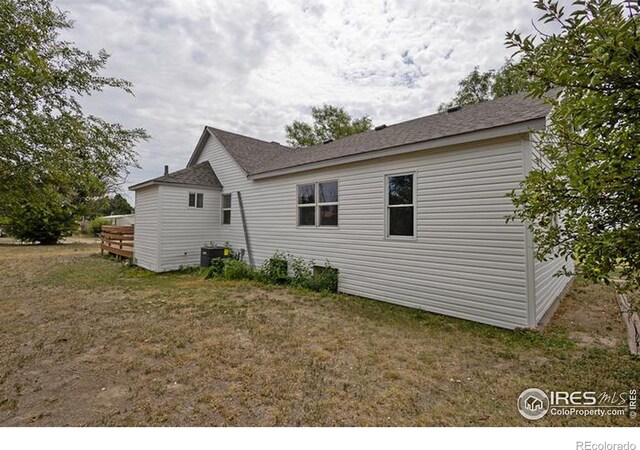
130, 161, 222, 190
191, 92, 551, 177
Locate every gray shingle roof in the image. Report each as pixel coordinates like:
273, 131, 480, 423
131, 161, 222, 190
205, 128, 298, 176
197, 92, 551, 177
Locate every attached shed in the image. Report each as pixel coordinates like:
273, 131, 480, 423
130, 162, 222, 272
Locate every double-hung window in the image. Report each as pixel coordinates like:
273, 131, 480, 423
221, 193, 231, 224
297, 181, 338, 227
318, 181, 338, 226
189, 192, 204, 208
386, 174, 415, 237
297, 184, 316, 226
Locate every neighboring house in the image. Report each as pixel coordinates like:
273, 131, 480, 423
129, 93, 573, 329
101, 214, 135, 226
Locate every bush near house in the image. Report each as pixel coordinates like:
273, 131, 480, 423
201, 251, 339, 293
88, 217, 111, 236
221, 259, 256, 281
259, 251, 289, 284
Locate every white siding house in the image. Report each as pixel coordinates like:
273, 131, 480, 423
130, 93, 573, 329
131, 162, 222, 272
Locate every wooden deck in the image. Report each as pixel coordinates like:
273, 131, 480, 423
100, 225, 134, 259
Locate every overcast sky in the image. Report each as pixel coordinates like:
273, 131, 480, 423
55, 0, 541, 202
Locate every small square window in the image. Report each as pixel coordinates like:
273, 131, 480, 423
196, 193, 204, 208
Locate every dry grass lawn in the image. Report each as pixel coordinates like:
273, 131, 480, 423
0, 240, 638, 426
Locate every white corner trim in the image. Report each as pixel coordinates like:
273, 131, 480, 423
522, 136, 537, 327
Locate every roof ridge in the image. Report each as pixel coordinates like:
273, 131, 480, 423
303, 92, 532, 151
206, 92, 534, 154
207, 126, 293, 150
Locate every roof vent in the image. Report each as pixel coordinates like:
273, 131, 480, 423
323, 139, 333, 144
374, 124, 387, 131
446, 106, 461, 113
270, 141, 280, 145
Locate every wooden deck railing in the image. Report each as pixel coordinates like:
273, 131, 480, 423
100, 225, 134, 258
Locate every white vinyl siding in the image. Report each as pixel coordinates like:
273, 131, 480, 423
531, 143, 574, 321
133, 186, 160, 271
196, 133, 530, 329
158, 184, 220, 271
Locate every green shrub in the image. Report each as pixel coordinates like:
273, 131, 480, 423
307, 265, 339, 293
200, 257, 225, 279
221, 258, 255, 280
289, 256, 313, 288
288, 255, 339, 293
198, 250, 338, 293
88, 217, 110, 236
5, 198, 77, 244
259, 251, 289, 284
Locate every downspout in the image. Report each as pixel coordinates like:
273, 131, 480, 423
236, 191, 254, 266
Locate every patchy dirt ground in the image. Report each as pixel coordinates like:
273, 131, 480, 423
0, 242, 637, 426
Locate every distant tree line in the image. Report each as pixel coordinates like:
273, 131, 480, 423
437, 60, 528, 112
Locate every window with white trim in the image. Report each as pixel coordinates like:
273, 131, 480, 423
221, 193, 231, 224
318, 181, 338, 226
297, 181, 338, 227
189, 192, 204, 209
386, 174, 414, 237
297, 183, 316, 226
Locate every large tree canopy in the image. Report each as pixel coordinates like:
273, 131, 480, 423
437, 60, 528, 112
285, 104, 372, 148
0, 0, 148, 243
507, 0, 640, 289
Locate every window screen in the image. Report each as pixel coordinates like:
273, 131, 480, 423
387, 174, 414, 237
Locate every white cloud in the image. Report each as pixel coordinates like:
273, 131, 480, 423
55, 0, 540, 202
